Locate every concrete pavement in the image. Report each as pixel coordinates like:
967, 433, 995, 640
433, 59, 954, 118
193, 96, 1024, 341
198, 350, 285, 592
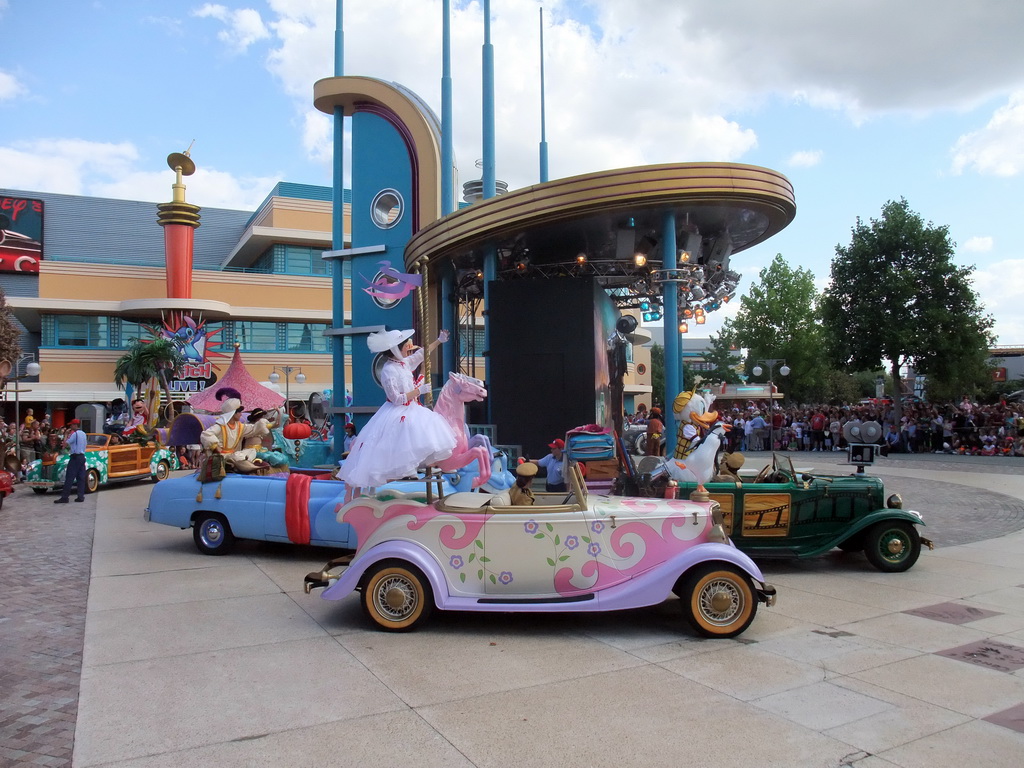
4, 453, 1024, 766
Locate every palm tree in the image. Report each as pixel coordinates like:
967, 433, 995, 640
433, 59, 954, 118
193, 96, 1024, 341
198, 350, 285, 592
113, 337, 185, 434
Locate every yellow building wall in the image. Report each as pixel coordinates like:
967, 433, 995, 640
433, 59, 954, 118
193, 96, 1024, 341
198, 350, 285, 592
38, 263, 332, 311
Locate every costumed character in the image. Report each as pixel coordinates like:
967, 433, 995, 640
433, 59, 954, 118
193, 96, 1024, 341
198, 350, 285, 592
712, 451, 744, 484
121, 399, 149, 437
665, 420, 731, 491
509, 461, 537, 506
244, 408, 289, 472
337, 328, 456, 500
672, 387, 720, 463
199, 387, 264, 475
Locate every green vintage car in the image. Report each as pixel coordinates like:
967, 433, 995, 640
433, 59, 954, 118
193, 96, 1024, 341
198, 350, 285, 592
26, 433, 176, 494
630, 453, 931, 572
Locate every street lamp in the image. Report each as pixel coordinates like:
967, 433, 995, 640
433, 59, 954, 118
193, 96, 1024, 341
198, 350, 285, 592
752, 358, 789, 451
9, 353, 42, 477
268, 365, 306, 417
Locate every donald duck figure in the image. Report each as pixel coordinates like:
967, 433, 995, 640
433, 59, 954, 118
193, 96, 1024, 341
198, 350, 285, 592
665, 386, 729, 490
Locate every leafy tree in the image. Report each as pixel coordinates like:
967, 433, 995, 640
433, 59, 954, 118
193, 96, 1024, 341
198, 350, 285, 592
650, 340, 699, 408
729, 254, 829, 403
650, 342, 665, 410
0, 288, 23, 380
703, 324, 743, 385
821, 199, 995, 419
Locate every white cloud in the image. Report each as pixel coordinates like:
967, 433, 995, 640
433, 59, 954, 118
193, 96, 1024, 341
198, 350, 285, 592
963, 236, 994, 253
0, 69, 26, 101
972, 258, 1024, 344
193, 3, 270, 53
951, 92, 1024, 177
0, 138, 272, 209
0, 139, 138, 195
788, 150, 823, 168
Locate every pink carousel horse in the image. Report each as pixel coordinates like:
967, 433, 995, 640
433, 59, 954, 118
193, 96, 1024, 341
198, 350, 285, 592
432, 372, 493, 488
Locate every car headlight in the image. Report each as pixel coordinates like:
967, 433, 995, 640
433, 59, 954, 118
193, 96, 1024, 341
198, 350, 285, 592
887, 493, 903, 509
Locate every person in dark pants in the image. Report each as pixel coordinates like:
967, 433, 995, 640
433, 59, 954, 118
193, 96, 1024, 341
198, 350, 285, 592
54, 419, 87, 503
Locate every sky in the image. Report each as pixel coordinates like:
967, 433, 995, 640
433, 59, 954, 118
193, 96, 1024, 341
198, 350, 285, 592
3, 0, 1024, 345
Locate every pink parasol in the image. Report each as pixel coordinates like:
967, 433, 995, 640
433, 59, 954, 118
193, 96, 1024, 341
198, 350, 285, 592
186, 345, 286, 413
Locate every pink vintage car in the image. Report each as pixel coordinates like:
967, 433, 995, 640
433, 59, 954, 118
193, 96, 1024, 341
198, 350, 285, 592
305, 462, 777, 638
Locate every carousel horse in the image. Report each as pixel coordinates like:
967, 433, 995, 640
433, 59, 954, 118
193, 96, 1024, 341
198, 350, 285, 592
432, 372, 493, 489
664, 420, 731, 490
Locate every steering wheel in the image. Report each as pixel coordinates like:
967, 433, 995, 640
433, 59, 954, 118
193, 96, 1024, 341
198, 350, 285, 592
753, 452, 778, 483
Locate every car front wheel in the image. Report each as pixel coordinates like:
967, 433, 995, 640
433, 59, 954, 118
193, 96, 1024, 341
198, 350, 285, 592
193, 513, 235, 556
680, 564, 757, 638
85, 469, 100, 494
361, 562, 433, 632
864, 520, 921, 572
153, 461, 170, 482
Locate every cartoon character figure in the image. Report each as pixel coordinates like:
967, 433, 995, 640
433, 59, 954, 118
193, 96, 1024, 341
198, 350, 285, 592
166, 316, 207, 363
672, 387, 720, 462
665, 387, 726, 490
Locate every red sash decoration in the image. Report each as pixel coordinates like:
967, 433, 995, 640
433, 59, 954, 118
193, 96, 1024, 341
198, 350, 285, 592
285, 472, 312, 545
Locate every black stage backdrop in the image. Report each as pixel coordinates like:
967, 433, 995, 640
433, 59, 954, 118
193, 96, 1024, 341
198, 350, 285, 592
488, 277, 614, 459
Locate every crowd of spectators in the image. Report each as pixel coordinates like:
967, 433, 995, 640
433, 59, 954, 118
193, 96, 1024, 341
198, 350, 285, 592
627, 396, 1024, 457
0, 409, 66, 476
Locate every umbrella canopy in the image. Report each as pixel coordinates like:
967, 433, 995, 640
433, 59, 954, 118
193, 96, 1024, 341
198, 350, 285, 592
186, 346, 286, 414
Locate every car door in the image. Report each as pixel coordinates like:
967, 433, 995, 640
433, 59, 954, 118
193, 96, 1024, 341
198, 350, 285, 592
482, 507, 592, 597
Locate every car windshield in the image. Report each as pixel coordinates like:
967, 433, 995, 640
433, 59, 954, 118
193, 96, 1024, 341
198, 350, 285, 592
86, 434, 110, 448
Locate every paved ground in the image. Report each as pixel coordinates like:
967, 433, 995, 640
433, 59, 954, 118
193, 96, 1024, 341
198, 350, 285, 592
2, 455, 1024, 767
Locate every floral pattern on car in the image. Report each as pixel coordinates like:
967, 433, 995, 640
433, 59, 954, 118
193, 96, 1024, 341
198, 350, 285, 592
339, 493, 717, 598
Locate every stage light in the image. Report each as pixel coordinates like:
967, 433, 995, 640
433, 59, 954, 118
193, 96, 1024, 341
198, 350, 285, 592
633, 253, 647, 267
679, 322, 689, 333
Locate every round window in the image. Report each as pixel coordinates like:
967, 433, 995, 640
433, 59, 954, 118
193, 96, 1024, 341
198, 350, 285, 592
636, 363, 647, 375
370, 189, 404, 230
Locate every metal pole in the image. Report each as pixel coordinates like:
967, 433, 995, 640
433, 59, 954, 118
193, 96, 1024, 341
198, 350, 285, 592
14, 380, 20, 477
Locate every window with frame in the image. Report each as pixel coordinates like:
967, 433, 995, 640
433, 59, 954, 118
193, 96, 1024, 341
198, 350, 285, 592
233, 321, 278, 351
286, 323, 329, 352
54, 315, 109, 347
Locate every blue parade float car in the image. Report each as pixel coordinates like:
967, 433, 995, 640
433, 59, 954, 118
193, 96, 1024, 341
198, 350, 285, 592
145, 455, 515, 555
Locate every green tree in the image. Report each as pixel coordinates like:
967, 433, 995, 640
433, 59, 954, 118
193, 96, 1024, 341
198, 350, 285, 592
650, 342, 665, 410
703, 323, 743, 385
729, 254, 829, 403
650, 340, 699, 408
821, 199, 995, 417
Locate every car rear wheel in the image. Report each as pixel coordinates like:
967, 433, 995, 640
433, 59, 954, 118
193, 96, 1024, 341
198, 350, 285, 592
864, 520, 921, 572
153, 461, 170, 482
193, 513, 235, 556
680, 564, 757, 638
85, 469, 100, 494
361, 562, 433, 631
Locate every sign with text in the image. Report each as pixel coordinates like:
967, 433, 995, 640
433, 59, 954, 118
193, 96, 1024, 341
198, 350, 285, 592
0, 195, 44, 272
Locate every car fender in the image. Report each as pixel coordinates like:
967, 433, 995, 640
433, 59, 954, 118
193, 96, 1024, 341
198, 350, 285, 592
820, 508, 925, 554
591, 541, 770, 612
320, 540, 447, 605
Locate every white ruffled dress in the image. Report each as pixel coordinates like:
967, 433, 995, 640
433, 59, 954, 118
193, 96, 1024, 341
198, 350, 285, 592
337, 349, 456, 488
